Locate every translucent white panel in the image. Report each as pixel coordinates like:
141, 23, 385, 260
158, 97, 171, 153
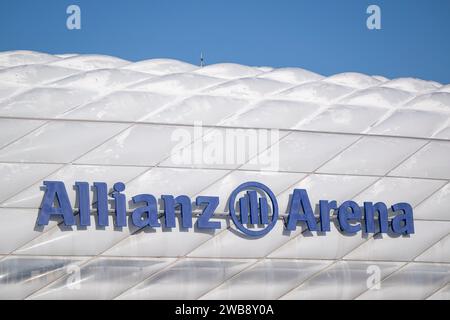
54, 54, 78, 59
223, 100, 318, 129
0, 208, 57, 254
390, 142, 450, 179
427, 284, 450, 300
357, 263, 450, 300
276, 174, 378, 214
0, 256, 86, 299
29, 257, 175, 300
63, 91, 175, 122
378, 76, 394, 82
323, 73, 381, 89
202, 259, 331, 300
0, 82, 26, 101
353, 177, 446, 207
281, 261, 404, 300
414, 183, 450, 220
344, 221, 450, 261
76, 125, 193, 166
0, 87, 97, 118
148, 95, 250, 125
122, 58, 197, 75
0, 118, 44, 148
1, 51, 449, 300
0, 121, 128, 163
0, 65, 79, 85
49, 54, 130, 71
0, 51, 60, 67
276, 82, 354, 104
415, 234, 450, 263
198, 170, 305, 213
188, 220, 302, 258
317, 136, 426, 175
404, 92, 450, 112
130, 73, 223, 94
268, 223, 367, 260
193, 63, 263, 79
297, 105, 388, 134
257, 67, 323, 84
124, 167, 229, 199
104, 217, 226, 257
339, 87, 413, 108
3, 164, 147, 208
161, 127, 290, 170
15, 215, 140, 256
433, 125, 450, 139
51, 69, 150, 92
118, 258, 255, 299
257, 66, 273, 72
381, 78, 440, 93
242, 132, 358, 173
202, 78, 291, 98
368, 110, 448, 138
0, 162, 61, 203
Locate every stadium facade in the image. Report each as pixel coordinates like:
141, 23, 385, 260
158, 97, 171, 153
0, 50, 449, 300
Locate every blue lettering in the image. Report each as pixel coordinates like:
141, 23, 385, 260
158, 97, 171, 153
196, 196, 221, 229
364, 202, 389, 233
36, 181, 415, 237
112, 182, 127, 227
131, 194, 160, 228
391, 203, 415, 234
338, 201, 362, 234
285, 189, 318, 231
75, 181, 90, 226
93, 182, 109, 226
38, 181, 75, 226
162, 195, 192, 229
319, 200, 337, 232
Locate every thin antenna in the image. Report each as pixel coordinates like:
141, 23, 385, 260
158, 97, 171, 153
200, 52, 204, 67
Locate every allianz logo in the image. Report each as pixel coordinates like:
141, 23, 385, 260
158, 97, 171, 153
37, 181, 414, 237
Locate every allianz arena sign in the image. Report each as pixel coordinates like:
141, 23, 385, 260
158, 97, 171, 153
37, 181, 415, 237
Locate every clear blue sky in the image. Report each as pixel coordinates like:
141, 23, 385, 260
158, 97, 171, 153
1, 0, 449, 83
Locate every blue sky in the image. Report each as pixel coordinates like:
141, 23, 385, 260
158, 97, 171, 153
1, 0, 449, 83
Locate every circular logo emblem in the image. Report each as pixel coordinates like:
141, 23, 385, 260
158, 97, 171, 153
228, 181, 278, 237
